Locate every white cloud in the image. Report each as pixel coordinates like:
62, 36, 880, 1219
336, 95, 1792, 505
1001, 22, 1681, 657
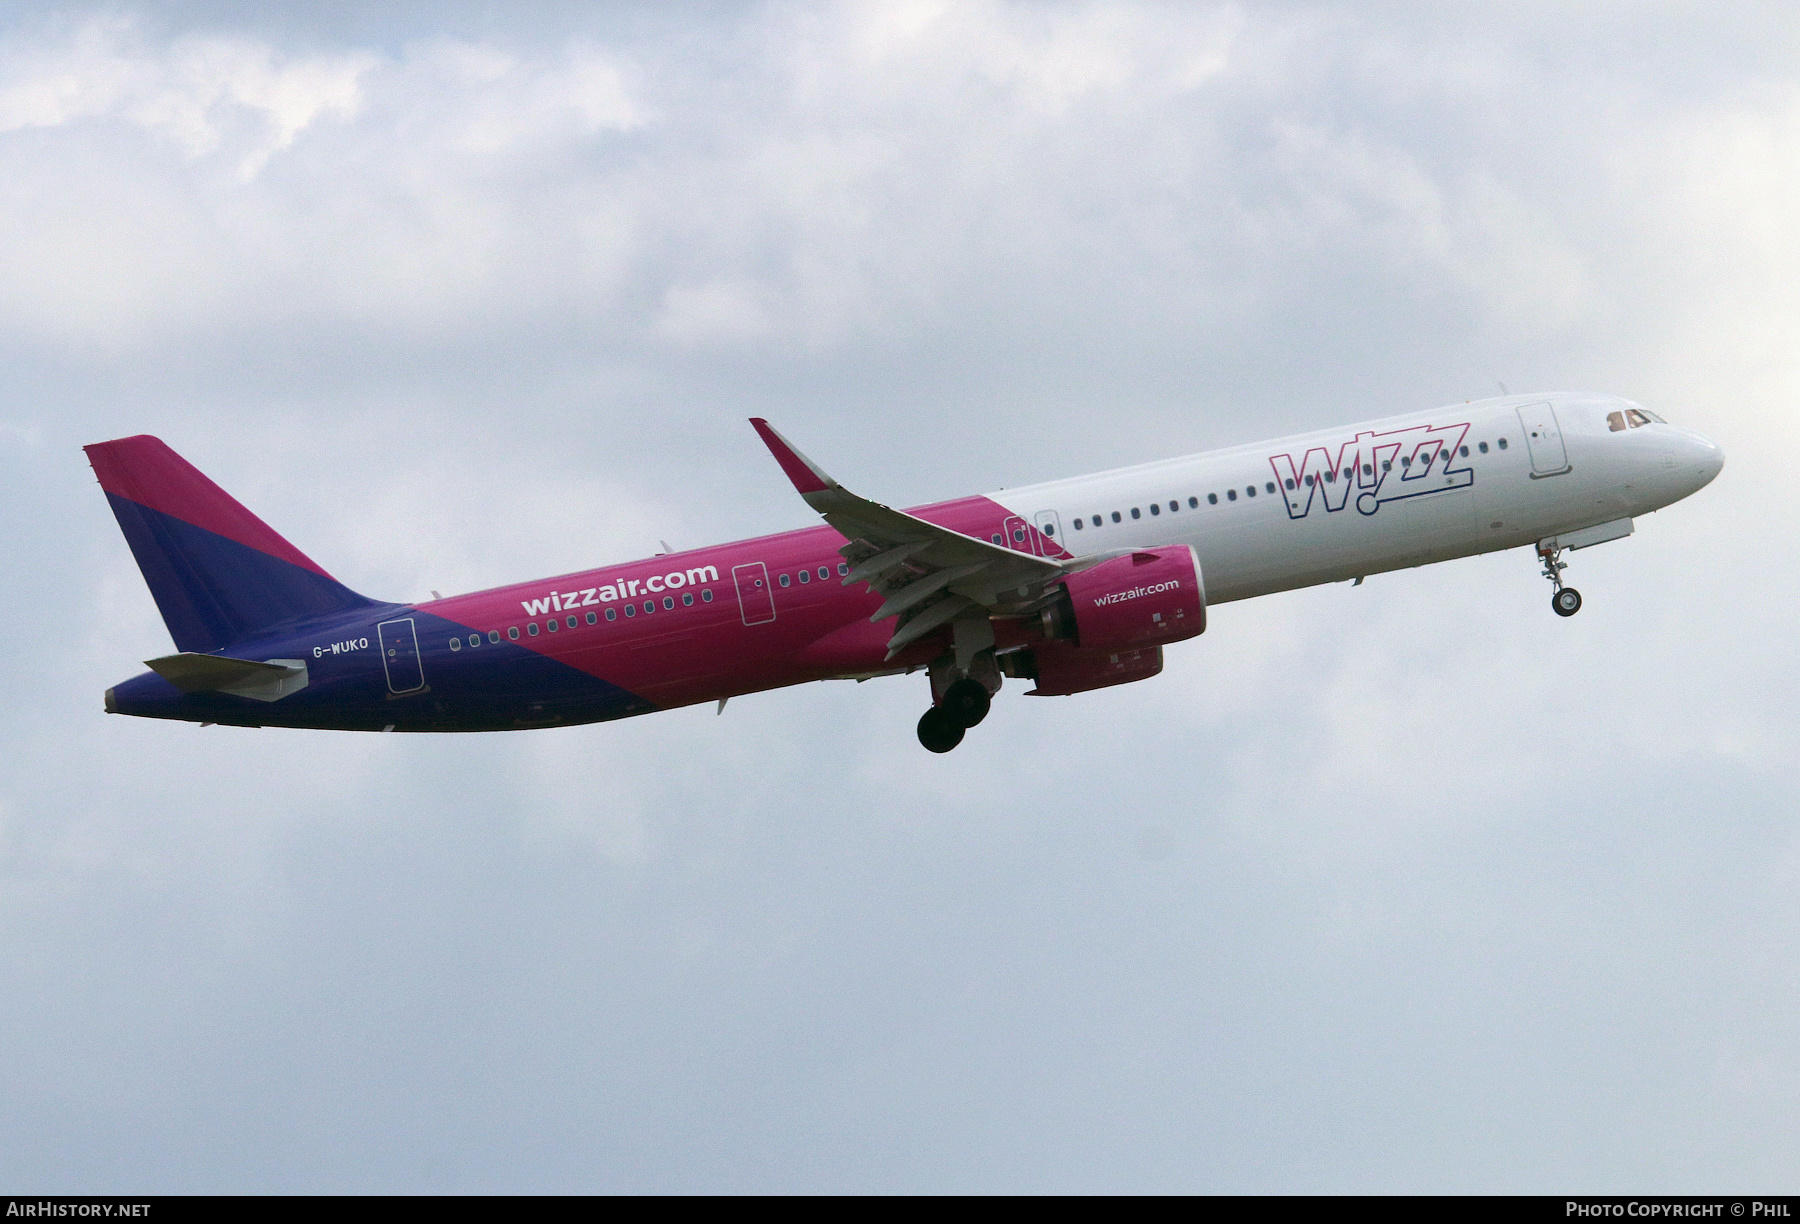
0, 16, 373, 175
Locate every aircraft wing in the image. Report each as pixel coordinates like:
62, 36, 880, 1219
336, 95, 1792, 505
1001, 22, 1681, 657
750, 419, 1067, 658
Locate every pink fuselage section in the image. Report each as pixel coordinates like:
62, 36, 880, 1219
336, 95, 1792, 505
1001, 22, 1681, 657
421, 495, 1063, 716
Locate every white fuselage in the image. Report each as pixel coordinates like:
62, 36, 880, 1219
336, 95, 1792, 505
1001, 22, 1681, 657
990, 393, 1724, 602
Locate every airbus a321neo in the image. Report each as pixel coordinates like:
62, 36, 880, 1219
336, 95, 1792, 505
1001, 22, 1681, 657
89, 394, 1722, 751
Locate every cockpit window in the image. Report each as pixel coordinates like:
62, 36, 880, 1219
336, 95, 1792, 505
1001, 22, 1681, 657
1609, 407, 1663, 432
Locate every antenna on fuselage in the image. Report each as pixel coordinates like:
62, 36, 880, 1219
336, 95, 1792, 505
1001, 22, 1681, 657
1497, 381, 1510, 396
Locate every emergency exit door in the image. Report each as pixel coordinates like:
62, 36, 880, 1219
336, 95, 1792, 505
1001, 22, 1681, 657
732, 562, 776, 625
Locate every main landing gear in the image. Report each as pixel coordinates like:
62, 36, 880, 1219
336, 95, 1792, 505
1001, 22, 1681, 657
917, 677, 992, 753
1538, 540, 1583, 617
915, 628, 1003, 758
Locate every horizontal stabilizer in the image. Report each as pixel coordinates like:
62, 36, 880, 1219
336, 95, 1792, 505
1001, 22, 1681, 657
145, 653, 309, 702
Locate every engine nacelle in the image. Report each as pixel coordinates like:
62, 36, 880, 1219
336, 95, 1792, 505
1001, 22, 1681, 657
1019, 641, 1164, 696
1002, 546, 1205, 696
1055, 545, 1205, 650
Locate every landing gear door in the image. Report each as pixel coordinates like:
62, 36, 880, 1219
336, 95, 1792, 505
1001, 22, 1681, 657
1517, 402, 1571, 477
733, 562, 776, 625
377, 617, 426, 694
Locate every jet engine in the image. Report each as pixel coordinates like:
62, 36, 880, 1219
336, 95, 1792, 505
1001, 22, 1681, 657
1001, 546, 1205, 696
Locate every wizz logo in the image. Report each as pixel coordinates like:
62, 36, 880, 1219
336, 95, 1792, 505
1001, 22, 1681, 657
1269, 422, 1473, 519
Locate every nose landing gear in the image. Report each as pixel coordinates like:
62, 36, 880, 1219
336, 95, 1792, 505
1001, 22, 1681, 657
1538, 539, 1583, 617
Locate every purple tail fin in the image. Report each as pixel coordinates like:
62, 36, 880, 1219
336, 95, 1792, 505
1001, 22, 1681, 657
85, 435, 377, 653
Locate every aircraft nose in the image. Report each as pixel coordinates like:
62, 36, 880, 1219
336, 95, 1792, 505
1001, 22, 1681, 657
1691, 432, 1725, 488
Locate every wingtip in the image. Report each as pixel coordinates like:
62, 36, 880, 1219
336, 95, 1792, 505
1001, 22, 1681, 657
749, 417, 836, 496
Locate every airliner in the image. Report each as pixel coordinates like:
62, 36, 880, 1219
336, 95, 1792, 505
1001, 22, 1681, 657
89, 393, 1722, 751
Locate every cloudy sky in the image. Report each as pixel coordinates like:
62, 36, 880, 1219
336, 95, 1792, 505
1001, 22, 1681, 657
2, 0, 1796, 1192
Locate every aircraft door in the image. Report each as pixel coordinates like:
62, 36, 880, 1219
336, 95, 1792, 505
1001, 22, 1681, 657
732, 562, 776, 625
1002, 516, 1044, 556
1517, 402, 1571, 477
377, 617, 426, 693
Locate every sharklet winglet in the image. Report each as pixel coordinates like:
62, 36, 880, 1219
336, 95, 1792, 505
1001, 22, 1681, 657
749, 418, 837, 497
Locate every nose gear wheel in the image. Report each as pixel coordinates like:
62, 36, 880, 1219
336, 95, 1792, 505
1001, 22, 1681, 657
1537, 539, 1583, 617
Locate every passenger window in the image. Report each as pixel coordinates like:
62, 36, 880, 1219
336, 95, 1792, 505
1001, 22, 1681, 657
1130, 507, 1141, 519
1383, 460, 1393, 471
488, 631, 500, 644
1111, 511, 1121, 522
1093, 515, 1102, 527
1285, 478, 1296, 489
798, 569, 810, 584
1187, 497, 1198, 509
1479, 441, 1489, 453
1169, 501, 1178, 512
643, 601, 655, 614
1150, 503, 1160, 515
780, 573, 791, 587
838, 563, 849, 575
1459, 445, 1470, 457
1013, 528, 1026, 542
1246, 486, 1255, 498
819, 566, 830, 580
606, 608, 617, 621
469, 634, 480, 647
586, 611, 597, 625
1073, 518, 1084, 530
1265, 482, 1275, 494
992, 533, 1002, 544
683, 592, 694, 606
1305, 475, 1314, 486
702, 589, 713, 602
624, 605, 635, 617
663, 596, 674, 610
508, 626, 519, 640
528, 623, 539, 636
1498, 438, 1509, 449
1362, 464, 1372, 476
1042, 523, 1054, 536
1227, 489, 1237, 501
1401, 455, 1410, 467
566, 616, 577, 629
449, 638, 461, 651
546, 619, 558, 632
1207, 493, 1218, 504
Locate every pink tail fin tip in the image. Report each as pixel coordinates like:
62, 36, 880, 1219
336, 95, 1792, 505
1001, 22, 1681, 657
83, 434, 333, 578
